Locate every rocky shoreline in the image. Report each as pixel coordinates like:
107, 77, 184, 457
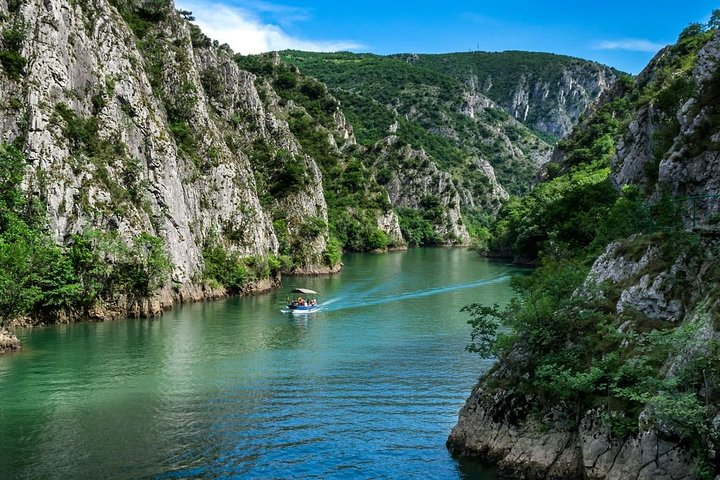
0, 268, 346, 355
447, 383, 694, 480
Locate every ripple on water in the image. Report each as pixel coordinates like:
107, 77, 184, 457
0, 250, 520, 480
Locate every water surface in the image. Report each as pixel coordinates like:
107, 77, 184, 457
0, 248, 524, 479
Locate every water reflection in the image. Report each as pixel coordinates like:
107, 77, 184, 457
0, 249, 524, 479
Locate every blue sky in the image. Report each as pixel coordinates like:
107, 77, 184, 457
176, 0, 719, 73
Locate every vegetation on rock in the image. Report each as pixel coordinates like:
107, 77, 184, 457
401, 51, 620, 140
235, 54, 404, 251
0, 144, 171, 329
280, 50, 550, 198
461, 18, 720, 478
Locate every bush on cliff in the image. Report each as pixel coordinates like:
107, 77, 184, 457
465, 20, 720, 478
0, 144, 171, 328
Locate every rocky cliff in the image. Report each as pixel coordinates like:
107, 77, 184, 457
233, 53, 408, 250
449, 25, 720, 480
449, 234, 719, 479
0, 0, 341, 329
613, 31, 720, 223
406, 51, 618, 140
371, 136, 471, 245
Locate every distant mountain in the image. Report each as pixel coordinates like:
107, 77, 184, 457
397, 51, 621, 140
281, 50, 553, 200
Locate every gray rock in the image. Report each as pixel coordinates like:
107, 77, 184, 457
0, 329, 21, 353
374, 137, 471, 244
0, 0, 337, 323
499, 64, 615, 139
376, 208, 405, 246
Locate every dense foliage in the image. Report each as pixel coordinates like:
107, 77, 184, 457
280, 50, 548, 197
0, 19, 27, 79
0, 144, 170, 328
201, 241, 284, 292
465, 19, 720, 478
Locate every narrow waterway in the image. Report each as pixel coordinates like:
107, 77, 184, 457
0, 248, 525, 479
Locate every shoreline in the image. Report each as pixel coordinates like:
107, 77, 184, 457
0, 263, 344, 355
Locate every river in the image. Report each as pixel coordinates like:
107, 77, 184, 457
0, 248, 525, 479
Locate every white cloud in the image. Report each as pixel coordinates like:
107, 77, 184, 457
176, 0, 362, 54
592, 38, 667, 52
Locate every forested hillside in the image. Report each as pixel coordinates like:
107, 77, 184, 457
281, 50, 551, 197
402, 51, 619, 140
449, 18, 720, 480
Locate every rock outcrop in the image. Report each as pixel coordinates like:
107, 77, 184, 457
399, 51, 617, 140
449, 26, 720, 480
376, 208, 404, 247
0, 0, 340, 328
613, 30, 720, 227
0, 329, 21, 353
373, 136, 470, 245
449, 233, 718, 479
503, 64, 616, 139
450, 386, 696, 480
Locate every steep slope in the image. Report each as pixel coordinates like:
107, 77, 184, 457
403, 51, 619, 141
234, 53, 409, 250
0, 0, 342, 337
448, 22, 720, 480
238, 53, 472, 246
280, 50, 551, 198
369, 136, 473, 245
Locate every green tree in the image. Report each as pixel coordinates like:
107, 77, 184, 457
115, 233, 171, 298
0, 221, 41, 327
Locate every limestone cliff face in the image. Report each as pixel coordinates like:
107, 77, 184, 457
373, 136, 470, 245
0, 0, 337, 319
501, 64, 616, 139
449, 29, 720, 480
613, 31, 720, 226
449, 234, 719, 479
459, 85, 553, 169
402, 51, 617, 140
376, 208, 404, 247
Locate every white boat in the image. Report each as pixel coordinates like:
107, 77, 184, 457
286, 288, 320, 314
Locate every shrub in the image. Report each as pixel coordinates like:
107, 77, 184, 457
323, 236, 342, 266
299, 216, 326, 239
113, 233, 171, 298
0, 21, 26, 79
202, 245, 248, 292
365, 228, 388, 250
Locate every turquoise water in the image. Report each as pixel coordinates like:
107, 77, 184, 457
0, 248, 524, 479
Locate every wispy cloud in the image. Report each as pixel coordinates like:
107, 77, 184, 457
592, 38, 667, 52
176, 0, 362, 54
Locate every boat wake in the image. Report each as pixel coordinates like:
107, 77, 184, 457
319, 273, 511, 313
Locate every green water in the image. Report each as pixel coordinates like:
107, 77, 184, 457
0, 248, 524, 479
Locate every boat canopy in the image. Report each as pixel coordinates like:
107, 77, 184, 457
290, 288, 318, 294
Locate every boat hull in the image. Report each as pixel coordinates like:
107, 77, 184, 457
286, 305, 320, 314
